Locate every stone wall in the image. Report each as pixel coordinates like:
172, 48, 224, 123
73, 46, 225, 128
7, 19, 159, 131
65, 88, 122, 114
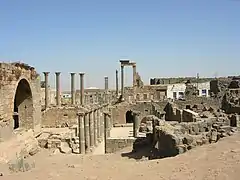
124, 85, 167, 102
111, 101, 153, 124
42, 107, 78, 127
135, 114, 236, 159
40, 88, 56, 106
152, 116, 235, 158
105, 137, 135, 153
182, 109, 199, 122
0, 62, 41, 141
155, 97, 220, 112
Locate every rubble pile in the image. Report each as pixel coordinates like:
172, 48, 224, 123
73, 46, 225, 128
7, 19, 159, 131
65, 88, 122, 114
153, 117, 237, 158
36, 127, 81, 154
136, 104, 239, 159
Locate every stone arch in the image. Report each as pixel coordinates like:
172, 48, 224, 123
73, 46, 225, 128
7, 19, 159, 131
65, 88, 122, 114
13, 78, 34, 129
126, 110, 134, 123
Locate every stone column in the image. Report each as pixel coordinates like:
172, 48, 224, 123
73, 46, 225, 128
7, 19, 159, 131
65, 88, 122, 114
236, 114, 240, 127
70, 73, 76, 105
55, 72, 61, 106
132, 63, 136, 87
104, 112, 111, 138
104, 112, 110, 153
93, 110, 98, 146
89, 111, 94, 148
116, 70, 119, 96
104, 76, 108, 90
97, 109, 101, 141
100, 109, 104, 138
132, 111, 140, 138
77, 112, 85, 154
84, 112, 90, 153
43, 72, 50, 109
121, 64, 124, 98
152, 117, 157, 146
79, 72, 85, 106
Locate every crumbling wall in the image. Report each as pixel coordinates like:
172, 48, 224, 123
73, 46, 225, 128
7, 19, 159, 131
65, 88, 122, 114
124, 85, 167, 102
164, 102, 181, 122
111, 101, 152, 124
105, 138, 135, 153
136, 114, 237, 159
221, 81, 240, 114
135, 72, 144, 88
153, 116, 235, 158
210, 78, 231, 98
185, 81, 198, 99
0, 62, 41, 141
42, 107, 78, 127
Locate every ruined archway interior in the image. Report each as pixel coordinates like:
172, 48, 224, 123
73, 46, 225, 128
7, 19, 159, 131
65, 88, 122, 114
126, 110, 134, 123
13, 79, 34, 130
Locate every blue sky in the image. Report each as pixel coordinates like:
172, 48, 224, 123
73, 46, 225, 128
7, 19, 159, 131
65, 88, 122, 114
0, 0, 239, 90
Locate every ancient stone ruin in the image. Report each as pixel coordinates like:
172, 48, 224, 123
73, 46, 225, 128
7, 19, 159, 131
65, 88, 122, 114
0, 60, 239, 172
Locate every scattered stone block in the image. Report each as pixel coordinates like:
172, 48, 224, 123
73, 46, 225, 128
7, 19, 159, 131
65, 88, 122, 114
60, 142, 72, 154
37, 132, 50, 148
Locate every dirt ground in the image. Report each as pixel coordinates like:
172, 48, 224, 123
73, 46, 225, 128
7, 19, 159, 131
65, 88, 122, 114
1, 133, 240, 180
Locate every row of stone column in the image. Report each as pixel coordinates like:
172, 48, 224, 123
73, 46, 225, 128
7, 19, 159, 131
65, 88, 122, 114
43, 72, 85, 109
77, 107, 111, 154
43, 72, 111, 109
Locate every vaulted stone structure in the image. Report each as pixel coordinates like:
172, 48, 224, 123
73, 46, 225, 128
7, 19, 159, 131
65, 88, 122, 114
0, 62, 41, 141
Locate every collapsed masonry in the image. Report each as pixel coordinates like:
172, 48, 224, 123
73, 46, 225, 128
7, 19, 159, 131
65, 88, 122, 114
210, 77, 240, 114
133, 93, 240, 159
135, 112, 238, 159
36, 104, 112, 154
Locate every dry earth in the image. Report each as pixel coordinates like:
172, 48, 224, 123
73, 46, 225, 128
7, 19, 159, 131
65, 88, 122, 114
1, 133, 240, 180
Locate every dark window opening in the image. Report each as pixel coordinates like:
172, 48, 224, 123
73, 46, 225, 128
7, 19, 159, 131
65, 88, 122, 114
126, 110, 134, 123
230, 116, 237, 127
173, 92, 177, 99
143, 94, 147, 100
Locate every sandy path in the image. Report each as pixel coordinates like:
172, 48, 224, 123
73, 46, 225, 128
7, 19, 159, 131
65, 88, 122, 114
1, 133, 240, 180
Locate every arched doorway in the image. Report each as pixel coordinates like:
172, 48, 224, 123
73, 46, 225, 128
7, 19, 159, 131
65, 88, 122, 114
126, 110, 134, 123
13, 79, 34, 130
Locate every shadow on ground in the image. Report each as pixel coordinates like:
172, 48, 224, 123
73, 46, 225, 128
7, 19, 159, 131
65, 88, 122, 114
121, 134, 178, 160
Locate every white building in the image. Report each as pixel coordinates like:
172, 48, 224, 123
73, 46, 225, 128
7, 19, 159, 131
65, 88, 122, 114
192, 82, 210, 97
167, 82, 210, 100
167, 83, 186, 99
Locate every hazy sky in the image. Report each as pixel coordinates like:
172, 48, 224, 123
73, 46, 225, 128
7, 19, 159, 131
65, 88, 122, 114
0, 0, 239, 90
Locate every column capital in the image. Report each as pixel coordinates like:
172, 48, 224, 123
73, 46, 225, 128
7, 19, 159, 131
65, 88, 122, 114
55, 72, 61, 75
43, 72, 50, 75
79, 72, 85, 76
103, 111, 111, 116
77, 111, 85, 116
132, 110, 141, 116
70, 72, 76, 75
